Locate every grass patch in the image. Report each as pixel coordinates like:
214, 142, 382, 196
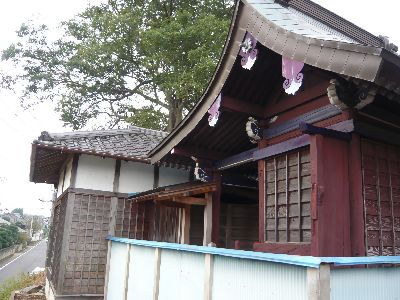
0, 271, 45, 300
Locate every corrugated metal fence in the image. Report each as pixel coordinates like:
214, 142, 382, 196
105, 237, 400, 300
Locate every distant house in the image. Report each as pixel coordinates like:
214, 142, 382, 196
30, 127, 191, 299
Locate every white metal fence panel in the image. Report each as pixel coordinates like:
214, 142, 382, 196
212, 255, 308, 300
126, 245, 156, 300
158, 249, 204, 300
105, 242, 129, 300
331, 267, 400, 300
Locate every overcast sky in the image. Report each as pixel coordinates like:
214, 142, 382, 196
0, 0, 398, 217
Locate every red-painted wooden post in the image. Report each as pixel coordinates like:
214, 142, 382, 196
258, 160, 266, 243
348, 134, 366, 256
212, 171, 221, 246
310, 134, 351, 257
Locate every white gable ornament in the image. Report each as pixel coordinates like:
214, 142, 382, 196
208, 93, 222, 127
282, 57, 304, 95
239, 32, 259, 70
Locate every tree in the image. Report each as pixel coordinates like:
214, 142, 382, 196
1, 0, 233, 131
11, 208, 23, 216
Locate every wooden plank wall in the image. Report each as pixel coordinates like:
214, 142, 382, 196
46, 192, 68, 289
265, 148, 311, 243
62, 192, 112, 295
361, 139, 400, 256
219, 203, 258, 250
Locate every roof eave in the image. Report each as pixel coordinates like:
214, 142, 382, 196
149, 0, 387, 164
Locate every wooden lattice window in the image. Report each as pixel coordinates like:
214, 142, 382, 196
265, 148, 311, 243
361, 140, 400, 256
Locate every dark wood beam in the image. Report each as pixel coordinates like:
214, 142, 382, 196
263, 105, 341, 139
253, 135, 310, 161
171, 146, 225, 160
215, 147, 256, 170
299, 123, 352, 141
263, 81, 329, 118
354, 121, 400, 147
221, 95, 265, 118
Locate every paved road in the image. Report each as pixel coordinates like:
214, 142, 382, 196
0, 240, 47, 285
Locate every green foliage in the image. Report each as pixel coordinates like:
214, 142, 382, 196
11, 208, 23, 216
0, 224, 19, 249
2, 0, 233, 131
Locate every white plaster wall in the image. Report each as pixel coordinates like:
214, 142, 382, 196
56, 157, 72, 197
118, 161, 154, 193
159, 166, 190, 187
56, 170, 64, 198
63, 158, 73, 190
75, 154, 115, 192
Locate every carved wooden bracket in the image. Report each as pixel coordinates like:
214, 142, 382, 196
245, 117, 261, 144
327, 78, 377, 110
239, 32, 258, 70
208, 93, 222, 127
282, 57, 304, 95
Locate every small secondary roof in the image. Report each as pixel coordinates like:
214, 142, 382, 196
30, 126, 167, 184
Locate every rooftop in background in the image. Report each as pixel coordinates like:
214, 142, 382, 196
30, 126, 168, 184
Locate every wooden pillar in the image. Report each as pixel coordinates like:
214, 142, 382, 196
348, 134, 366, 256
181, 205, 191, 244
153, 248, 161, 300
203, 253, 214, 300
104, 240, 112, 300
56, 192, 75, 294
307, 264, 330, 300
211, 171, 221, 245
310, 135, 351, 256
123, 244, 131, 300
258, 160, 266, 243
203, 193, 213, 246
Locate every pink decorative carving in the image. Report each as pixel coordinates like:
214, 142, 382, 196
239, 32, 258, 70
208, 93, 221, 127
282, 57, 304, 95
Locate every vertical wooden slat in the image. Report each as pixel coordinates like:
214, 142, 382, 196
152, 248, 161, 300
56, 192, 75, 294
225, 204, 232, 248
141, 204, 146, 239
388, 154, 396, 255
181, 205, 191, 244
108, 197, 118, 236
69, 154, 79, 188
203, 253, 214, 300
375, 148, 383, 255
134, 203, 139, 239
104, 240, 112, 300
298, 152, 302, 241
123, 244, 131, 300
113, 159, 121, 193
258, 160, 266, 243
274, 158, 278, 242
87, 194, 99, 292
285, 154, 289, 242
307, 264, 331, 300
203, 193, 213, 246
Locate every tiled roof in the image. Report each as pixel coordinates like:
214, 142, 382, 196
35, 126, 168, 160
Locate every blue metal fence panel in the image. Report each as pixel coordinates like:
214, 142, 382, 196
126, 245, 156, 300
158, 249, 204, 300
212, 255, 307, 300
331, 267, 400, 300
105, 242, 128, 300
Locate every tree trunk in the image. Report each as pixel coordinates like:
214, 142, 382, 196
167, 97, 184, 132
